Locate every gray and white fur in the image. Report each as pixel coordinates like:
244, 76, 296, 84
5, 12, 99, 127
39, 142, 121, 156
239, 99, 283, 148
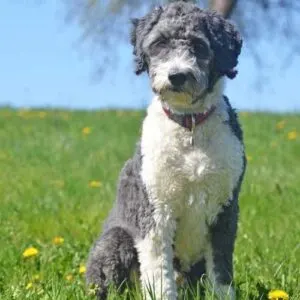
86, 2, 246, 299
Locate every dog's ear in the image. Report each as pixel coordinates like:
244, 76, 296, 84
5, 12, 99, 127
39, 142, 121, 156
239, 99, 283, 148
204, 12, 242, 79
130, 7, 163, 75
130, 18, 147, 75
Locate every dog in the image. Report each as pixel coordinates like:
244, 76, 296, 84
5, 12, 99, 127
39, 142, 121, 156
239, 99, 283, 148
86, 1, 246, 299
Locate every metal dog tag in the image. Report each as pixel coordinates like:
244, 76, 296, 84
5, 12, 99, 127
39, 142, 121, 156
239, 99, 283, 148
190, 135, 194, 146
190, 115, 196, 146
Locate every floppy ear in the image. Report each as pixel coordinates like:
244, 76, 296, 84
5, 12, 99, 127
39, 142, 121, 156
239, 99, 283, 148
130, 7, 163, 75
204, 12, 242, 79
130, 18, 147, 75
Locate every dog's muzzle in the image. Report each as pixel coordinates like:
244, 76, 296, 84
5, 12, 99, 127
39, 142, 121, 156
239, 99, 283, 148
168, 71, 192, 87
165, 68, 219, 105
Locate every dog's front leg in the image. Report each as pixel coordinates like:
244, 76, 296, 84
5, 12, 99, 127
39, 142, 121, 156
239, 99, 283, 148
136, 216, 177, 300
205, 202, 238, 300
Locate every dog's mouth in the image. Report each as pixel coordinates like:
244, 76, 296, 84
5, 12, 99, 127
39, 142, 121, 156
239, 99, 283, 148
169, 86, 183, 93
158, 86, 207, 107
153, 74, 210, 108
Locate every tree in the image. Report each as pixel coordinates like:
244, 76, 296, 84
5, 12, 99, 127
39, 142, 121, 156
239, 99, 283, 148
63, 0, 300, 74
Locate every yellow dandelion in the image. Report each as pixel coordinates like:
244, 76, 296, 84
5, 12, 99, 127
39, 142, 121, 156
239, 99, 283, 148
246, 155, 253, 162
268, 289, 289, 300
82, 127, 91, 135
276, 120, 286, 130
287, 131, 297, 140
66, 274, 73, 281
26, 282, 33, 290
23, 247, 39, 258
38, 111, 47, 119
52, 236, 64, 245
89, 180, 102, 188
79, 265, 86, 274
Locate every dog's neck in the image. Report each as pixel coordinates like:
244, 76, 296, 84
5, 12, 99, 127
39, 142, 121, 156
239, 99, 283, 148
162, 105, 216, 131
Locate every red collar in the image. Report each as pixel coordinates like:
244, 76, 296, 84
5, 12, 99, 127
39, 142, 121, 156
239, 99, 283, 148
162, 105, 216, 131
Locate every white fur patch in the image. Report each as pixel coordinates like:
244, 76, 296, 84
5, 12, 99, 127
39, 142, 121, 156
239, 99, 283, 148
137, 85, 244, 299
152, 51, 206, 94
136, 226, 177, 300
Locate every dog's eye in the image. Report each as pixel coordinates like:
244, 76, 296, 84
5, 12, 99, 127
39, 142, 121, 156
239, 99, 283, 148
193, 41, 209, 59
149, 39, 168, 55
150, 39, 168, 48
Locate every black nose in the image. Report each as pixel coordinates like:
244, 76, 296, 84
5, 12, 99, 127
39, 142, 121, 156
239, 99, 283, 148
168, 72, 187, 86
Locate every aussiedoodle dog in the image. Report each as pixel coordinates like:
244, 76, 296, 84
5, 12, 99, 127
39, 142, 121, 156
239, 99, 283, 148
86, 1, 246, 299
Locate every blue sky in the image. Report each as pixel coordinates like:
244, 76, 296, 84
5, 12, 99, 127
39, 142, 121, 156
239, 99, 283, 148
1, 1, 299, 112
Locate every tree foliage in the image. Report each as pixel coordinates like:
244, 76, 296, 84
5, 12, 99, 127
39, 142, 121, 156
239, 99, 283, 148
63, 0, 300, 72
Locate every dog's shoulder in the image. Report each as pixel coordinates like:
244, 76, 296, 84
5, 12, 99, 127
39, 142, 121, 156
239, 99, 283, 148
222, 95, 244, 143
116, 142, 144, 207
105, 142, 155, 238
118, 142, 143, 180
221, 95, 247, 194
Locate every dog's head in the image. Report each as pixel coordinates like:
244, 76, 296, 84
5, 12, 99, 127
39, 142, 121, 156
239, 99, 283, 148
131, 2, 242, 112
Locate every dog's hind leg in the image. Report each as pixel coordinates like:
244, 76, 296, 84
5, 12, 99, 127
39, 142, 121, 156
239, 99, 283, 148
86, 227, 138, 299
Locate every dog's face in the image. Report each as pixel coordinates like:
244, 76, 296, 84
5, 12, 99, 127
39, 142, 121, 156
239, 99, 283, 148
131, 2, 242, 112
143, 19, 212, 110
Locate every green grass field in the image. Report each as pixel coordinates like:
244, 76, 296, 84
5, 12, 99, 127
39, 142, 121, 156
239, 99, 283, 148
0, 108, 299, 299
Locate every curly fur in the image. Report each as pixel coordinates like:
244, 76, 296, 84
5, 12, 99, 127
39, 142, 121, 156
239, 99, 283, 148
86, 2, 245, 300
131, 2, 242, 80
131, 7, 163, 75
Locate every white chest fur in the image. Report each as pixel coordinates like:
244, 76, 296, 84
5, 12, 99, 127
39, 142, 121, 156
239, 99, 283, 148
140, 97, 244, 270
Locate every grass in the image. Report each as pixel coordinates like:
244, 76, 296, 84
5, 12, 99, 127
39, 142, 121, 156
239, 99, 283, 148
0, 107, 299, 299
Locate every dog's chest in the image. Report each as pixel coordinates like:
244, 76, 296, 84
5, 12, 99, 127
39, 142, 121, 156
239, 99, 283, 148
174, 192, 211, 270
141, 104, 243, 269
141, 110, 242, 203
